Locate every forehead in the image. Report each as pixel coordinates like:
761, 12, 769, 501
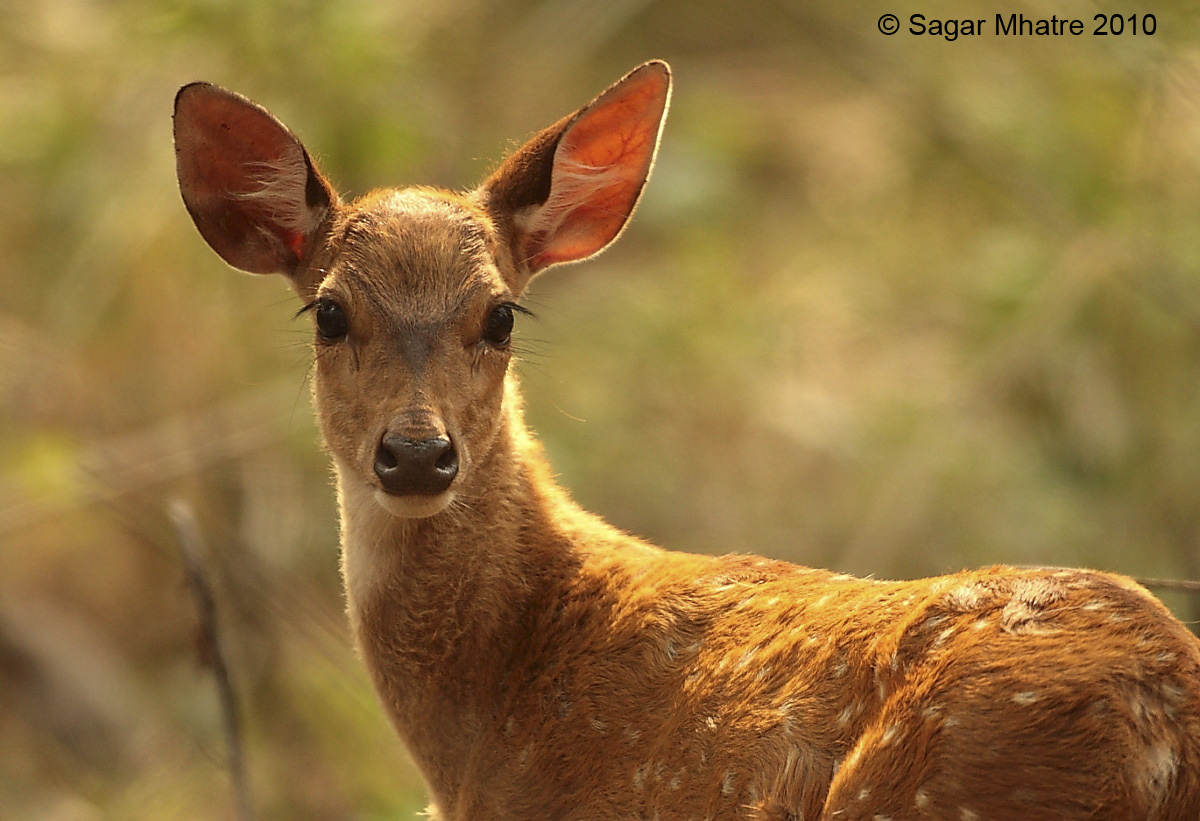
325, 188, 503, 314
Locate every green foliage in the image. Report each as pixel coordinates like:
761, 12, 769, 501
3, 0, 1200, 816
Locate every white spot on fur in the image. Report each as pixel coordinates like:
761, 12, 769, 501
836, 705, 855, 727
922, 615, 947, 631
857, 786, 871, 800
880, 723, 901, 746
664, 637, 680, 660
1162, 682, 1185, 705
634, 764, 648, 790
960, 809, 979, 821
722, 771, 736, 796
1140, 743, 1178, 809
1012, 691, 1040, 705
929, 578, 954, 596
737, 647, 760, 669
915, 789, 930, 808
1128, 693, 1153, 725
1001, 577, 1067, 635
943, 583, 986, 612
933, 626, 956, 647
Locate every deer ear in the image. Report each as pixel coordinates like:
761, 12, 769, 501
478, 61, 671, 282
173, 82, 337, 276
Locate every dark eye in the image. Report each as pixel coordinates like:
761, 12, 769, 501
314, 299, 348, 341
483, 304, 515, 348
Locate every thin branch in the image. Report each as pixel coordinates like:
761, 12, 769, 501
1133, 576, 1200, 594
1016, 564, 1200, 596
169, 499, 253, 821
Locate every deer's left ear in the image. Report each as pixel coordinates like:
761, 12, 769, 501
477, 61, 671, 288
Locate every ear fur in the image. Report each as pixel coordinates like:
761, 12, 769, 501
478, 61, 671, 287
173, 82, 337, 277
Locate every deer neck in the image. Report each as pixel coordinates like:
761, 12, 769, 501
334, 384, 594, 798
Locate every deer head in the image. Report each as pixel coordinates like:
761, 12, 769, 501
174, 63, 671, 520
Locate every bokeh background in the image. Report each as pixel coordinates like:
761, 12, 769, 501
4, 0, 1200, 817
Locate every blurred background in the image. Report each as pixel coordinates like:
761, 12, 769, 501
4, 0, 1200, 817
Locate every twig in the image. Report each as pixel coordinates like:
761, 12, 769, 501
1016, 564, 1200, 596
1132, 576, 1200, 594
169, 499, 253, 821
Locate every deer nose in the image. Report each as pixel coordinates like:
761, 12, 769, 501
373, 434, 459, 496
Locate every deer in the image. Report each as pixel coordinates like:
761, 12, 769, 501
173, 61, 1200, 820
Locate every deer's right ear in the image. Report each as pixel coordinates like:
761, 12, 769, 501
173, 83, 337, 277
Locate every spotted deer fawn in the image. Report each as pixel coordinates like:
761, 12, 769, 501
174, 62, 1200, 820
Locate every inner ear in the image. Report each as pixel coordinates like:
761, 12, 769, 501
477, 61, 671, 286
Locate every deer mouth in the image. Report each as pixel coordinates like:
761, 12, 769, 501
372, 487, 456, 520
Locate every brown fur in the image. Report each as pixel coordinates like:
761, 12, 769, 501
175, 62, 1200, 820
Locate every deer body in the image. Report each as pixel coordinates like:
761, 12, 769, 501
175, 63, 1200, 820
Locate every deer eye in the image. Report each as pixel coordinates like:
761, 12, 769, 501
483, 303, 515, 348
313, 299, 348, 341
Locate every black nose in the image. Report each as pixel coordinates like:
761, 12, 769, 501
373, 434, 459, 496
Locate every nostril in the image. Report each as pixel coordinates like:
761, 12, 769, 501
374, 434, 458, 497
375, 442, 400, 470
435, 445, 458, 472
